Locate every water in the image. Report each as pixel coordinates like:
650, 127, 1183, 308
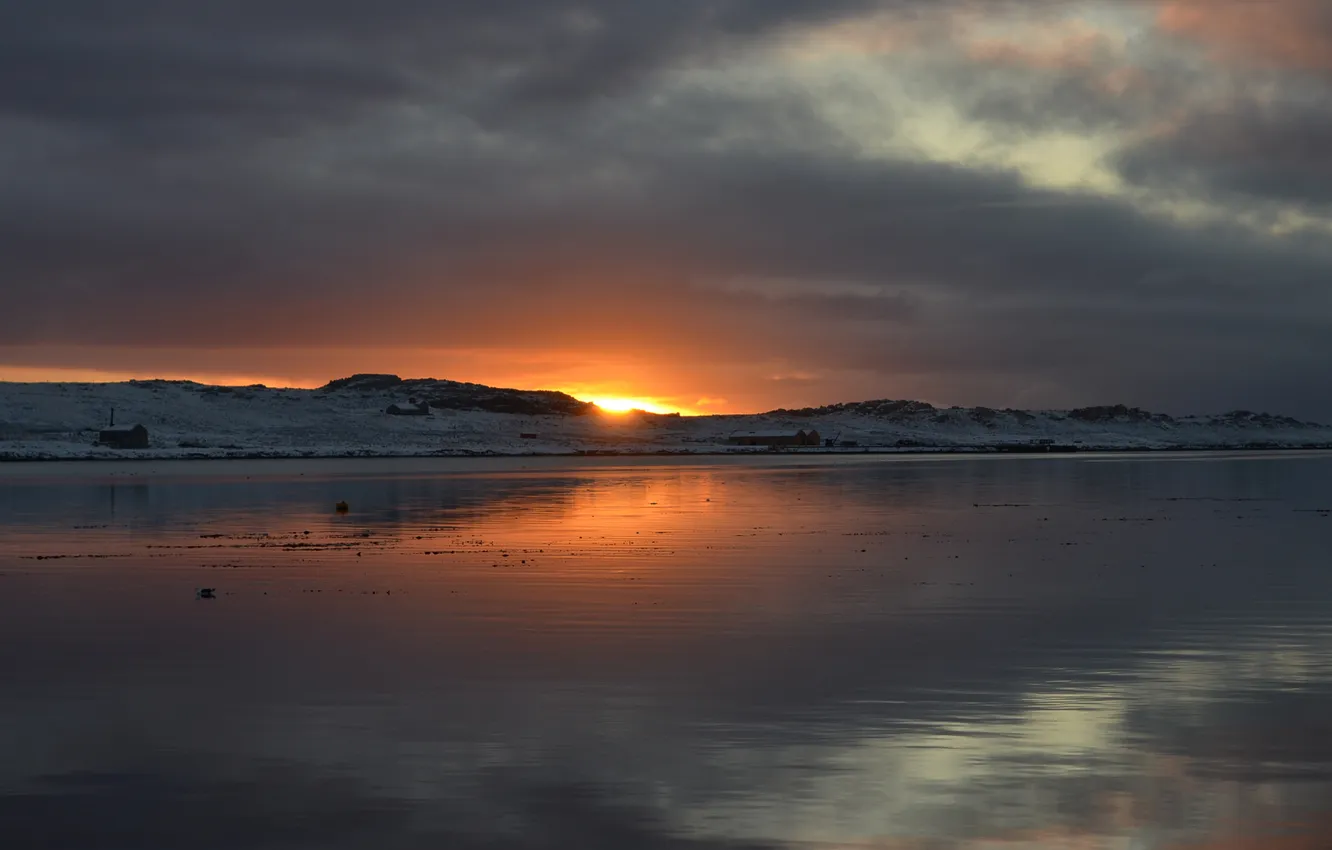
2, 452, 1331, 848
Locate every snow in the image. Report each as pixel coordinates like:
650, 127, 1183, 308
730, 430, 810, 438
2, 379, 1331, 461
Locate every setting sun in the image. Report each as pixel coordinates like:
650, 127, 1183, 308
585, 396, 684, 415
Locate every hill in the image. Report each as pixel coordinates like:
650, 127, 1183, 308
319, 374, 595, 416
1, 376, 1330, 460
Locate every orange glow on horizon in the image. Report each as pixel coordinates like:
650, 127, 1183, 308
0, 363, 727, 415
584, 396, 691, 416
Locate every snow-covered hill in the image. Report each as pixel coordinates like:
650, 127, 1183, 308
2, 375, 1330, 460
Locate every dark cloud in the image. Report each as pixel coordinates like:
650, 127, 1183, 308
960, 51, 1202, 136
1115, 96, 1332, 206
4, 1, 1332, 415
0, 1, 885, 134
1158, 0, 1332, 73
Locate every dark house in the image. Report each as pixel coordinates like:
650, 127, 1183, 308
386, 398, 431, 416
727, 429, 821, 447
98, 424, 150, 449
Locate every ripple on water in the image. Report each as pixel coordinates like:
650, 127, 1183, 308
1, 453, 1332, 847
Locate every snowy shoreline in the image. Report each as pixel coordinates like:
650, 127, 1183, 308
6, 445, 1332, 464
5, 375, 1332, 462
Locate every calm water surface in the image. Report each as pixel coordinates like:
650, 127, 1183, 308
2, 453, 1332, 849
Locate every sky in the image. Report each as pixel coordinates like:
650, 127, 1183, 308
4, 0, 1332, 417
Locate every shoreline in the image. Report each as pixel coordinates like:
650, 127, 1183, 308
5, 443, 1332, 464
7, 380, 1329, 467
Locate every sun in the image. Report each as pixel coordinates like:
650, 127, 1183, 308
586, 397, 681, 415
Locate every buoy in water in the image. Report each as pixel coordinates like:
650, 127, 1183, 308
335, 501, 349, 513
197, 588, 216, 600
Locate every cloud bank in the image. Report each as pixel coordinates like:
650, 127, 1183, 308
4, 0, 1332, 415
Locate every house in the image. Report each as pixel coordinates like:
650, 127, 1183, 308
386, 398, 430, 416
727, 429, 821, 447
98, 424, 150, 449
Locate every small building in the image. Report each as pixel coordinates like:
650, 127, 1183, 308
98, 424, 150, 449
386, 398, 430, 416
727, 429, 820, 447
